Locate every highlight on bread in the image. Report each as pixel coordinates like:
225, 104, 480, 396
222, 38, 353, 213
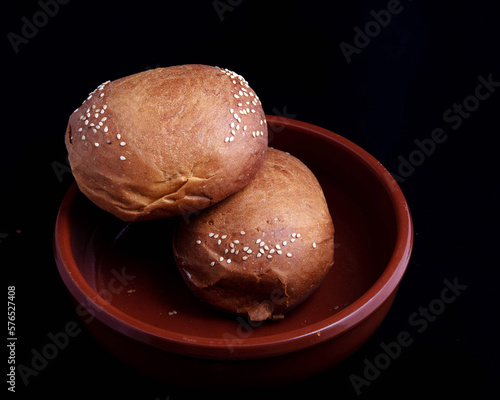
173, 148, 335, 321
65, 64, 268, 221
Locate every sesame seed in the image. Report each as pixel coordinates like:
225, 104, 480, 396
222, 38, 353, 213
292, 233, 297, 238
214, 234, 219, 238
100, 109, 105, 114
286, 253, 292, 257
100, 93, 104, 97
233, 240, 239, 244
297, 233, 301, 238
229, 136, 234, 142
104, 126, 109, 133
85, 120, 89, 125
227, 259, 231, 264
246, 249, 252, 254
240, 231, 245, 235
233, 113, 238, 119
196, 240, 201, 244
230, 243, 235, 249
78, 128, 83, 132
217, 239, 222, 245
256, 239, 261, 244
210, 261, 215, 266
224, 249, 229, 254
220, 257, 224, 262
120, 156, 126, 161
269, 249, 275, 254
242, 256, 248, 261
291, 238, 296, 242
243, 246, 249, 251
230, 122, 235, 128
257, 253, 262, 258
234, 94, 239, 99
94, 143, 99, 147
95, 113, 99, 118
277, 250, 283, 255
230, 248, 235, 254
275, 244, 281, 250
225, 137, 230, 143
283, 241, 287, 246
264, 245, 269, 251
259, 241, 265, 247
116, 134, 121, 139
209, 233, 214, 237
221, 235, 227, 239
87, 113, 91, 118
230, 108, 234, 113
313, 242, 317, 248
81, 135, 86, 140
259, 248, 265, 254
267, 255, 272, 259
103, 105, 107, 110
101, 117, 107, 121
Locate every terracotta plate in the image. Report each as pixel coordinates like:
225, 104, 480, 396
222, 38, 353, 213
54, 116, 413, 385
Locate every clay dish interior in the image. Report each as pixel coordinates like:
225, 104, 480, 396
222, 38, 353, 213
54, 115, 413, 385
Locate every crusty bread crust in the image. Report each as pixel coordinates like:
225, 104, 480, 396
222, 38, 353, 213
65, 65, 268, 221
173, 148, 335, 321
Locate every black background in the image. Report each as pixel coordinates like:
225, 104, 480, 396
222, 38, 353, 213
3, 0, 499, 399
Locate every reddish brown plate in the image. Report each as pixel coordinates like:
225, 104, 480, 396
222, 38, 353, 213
54, 115, 413, 385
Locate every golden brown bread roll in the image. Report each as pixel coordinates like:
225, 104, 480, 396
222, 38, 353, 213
65, 64, 268, 221
173, 148, 335, 321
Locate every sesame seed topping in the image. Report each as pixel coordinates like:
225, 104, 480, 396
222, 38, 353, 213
103, 105, 107, 109
286, 253, 292, 257
94, 113, 99, 118
81, 135, 86, 140
229, 136, 234, 142
277, 250, 283, 255
256, 239, 261, 244
233, 239, 239, 244
257, 253, 262, 258
243, 246, 249, 251
292, 233, 297, 238
283, 241, 287, 246
104, 126, 109, 133
94, 143, 99, 147
297, 233, 301, 238
221, 235, 227, 239
267, 255, 272, 259
259, 248, 265, 254
225, 137, 230, 143
210, 261, 215, 266
291, 238, 296, 242
313, 242, 317, 248
234, 94, 239, 99
259, 241, 265, 247
227, 259, 231, 264
209, 233, 214, 237
275, 244, 281, 250
117, 134, 121, 139
120, 156, 126, 161
246, 249, 252, 254
214, 234, 219, 238
100, 93, 104, 97
230, 243, 235, 249
78, 128, 83, 132
269, 249, 275, 254
230, 108, 234, 113
217, 239, 222, 245
219, 257, 224, 262
240, 231, 245, 235
196, 240, 201, 244
242, 256, 248, 261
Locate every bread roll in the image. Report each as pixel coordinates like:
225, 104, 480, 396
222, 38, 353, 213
173, 148, 334, 321
65, 64, 268, 221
